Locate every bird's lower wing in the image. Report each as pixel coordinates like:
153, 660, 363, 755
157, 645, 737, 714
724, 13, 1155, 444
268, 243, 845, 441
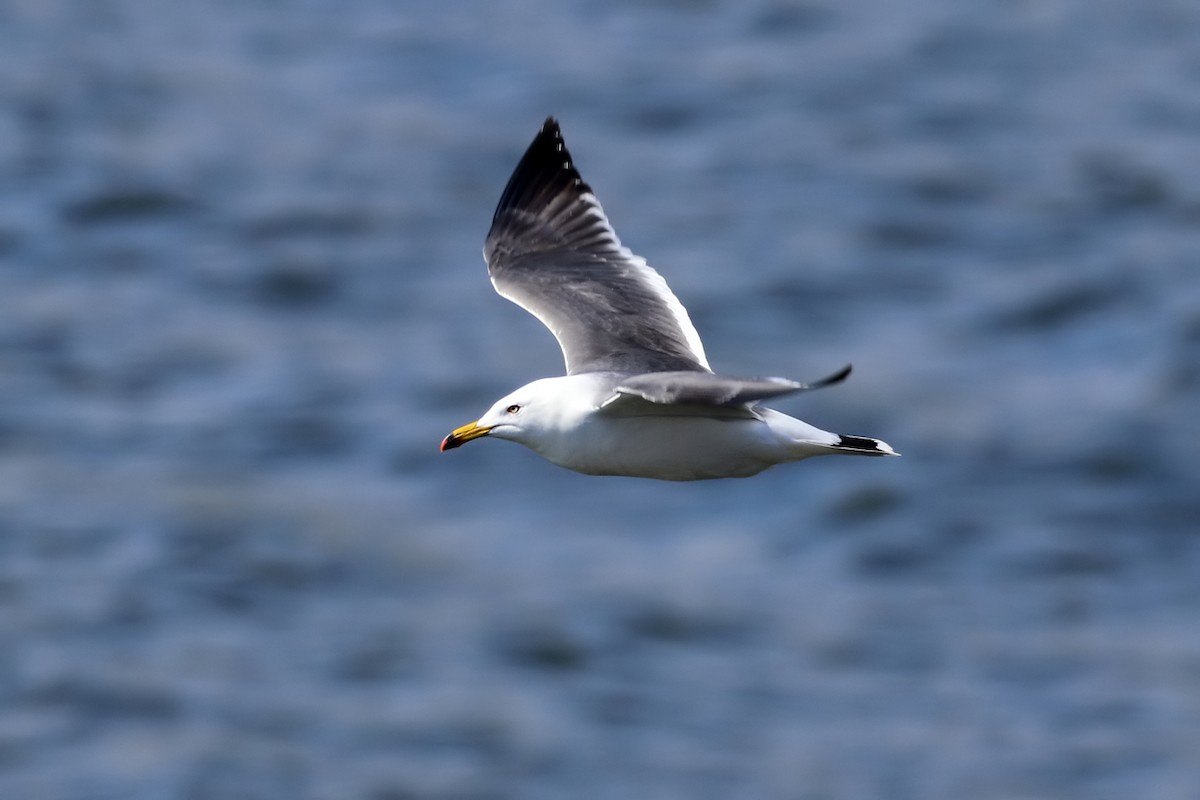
597, 365, 852, 416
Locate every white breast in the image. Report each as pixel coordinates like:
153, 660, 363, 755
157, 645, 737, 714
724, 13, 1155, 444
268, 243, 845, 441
541, 413, 787, 481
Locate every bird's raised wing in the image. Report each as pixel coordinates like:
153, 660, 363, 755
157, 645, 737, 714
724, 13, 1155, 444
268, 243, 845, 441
484, 118, 710, 376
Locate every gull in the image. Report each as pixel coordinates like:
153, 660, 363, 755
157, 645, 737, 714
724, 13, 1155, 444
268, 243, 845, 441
441, 118, 898, 480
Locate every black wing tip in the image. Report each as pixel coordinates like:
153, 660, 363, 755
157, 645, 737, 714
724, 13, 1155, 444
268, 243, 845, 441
794, 364, 852, 392
492, 117, 591, 223
530, 116, 572, 174
835, 434, 900, 456
820, 363, 852, 388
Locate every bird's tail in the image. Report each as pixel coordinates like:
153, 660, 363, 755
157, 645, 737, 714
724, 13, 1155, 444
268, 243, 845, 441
759, 409, 900, 459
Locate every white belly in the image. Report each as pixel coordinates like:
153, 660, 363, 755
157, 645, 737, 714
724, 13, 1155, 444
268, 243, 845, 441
537, 412, 803, 481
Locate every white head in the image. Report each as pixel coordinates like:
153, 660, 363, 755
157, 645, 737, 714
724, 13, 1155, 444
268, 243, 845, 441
440, 376, 593, 455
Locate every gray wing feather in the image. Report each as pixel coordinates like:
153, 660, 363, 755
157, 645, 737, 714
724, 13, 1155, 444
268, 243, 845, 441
485, 118, 710, 376
600, 365, 852, 412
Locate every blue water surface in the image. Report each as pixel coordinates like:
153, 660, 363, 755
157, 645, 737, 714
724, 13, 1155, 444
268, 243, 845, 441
1, 1, 1198, 798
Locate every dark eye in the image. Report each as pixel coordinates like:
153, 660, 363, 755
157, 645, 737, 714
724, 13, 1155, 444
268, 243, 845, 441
505, 404, 521, 414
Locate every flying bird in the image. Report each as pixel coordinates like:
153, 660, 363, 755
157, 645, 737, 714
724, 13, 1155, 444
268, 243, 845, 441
441, 118, 897, 480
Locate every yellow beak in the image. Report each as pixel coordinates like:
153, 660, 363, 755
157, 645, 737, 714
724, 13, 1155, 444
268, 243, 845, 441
440, 420, 493, 451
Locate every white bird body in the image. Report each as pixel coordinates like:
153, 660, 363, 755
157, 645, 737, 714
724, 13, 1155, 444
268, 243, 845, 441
441, 119, 898, 480
543, 409, 836, 481
455, 374, 890, 482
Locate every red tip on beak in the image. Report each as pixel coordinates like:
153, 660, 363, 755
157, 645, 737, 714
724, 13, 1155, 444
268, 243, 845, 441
441, 421, 489, 452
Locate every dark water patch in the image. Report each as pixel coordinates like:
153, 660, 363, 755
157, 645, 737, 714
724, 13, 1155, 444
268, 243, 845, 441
350, 710, 510, 762
911, 100, 1021, 142
1166, 314, 1200, 392
86, 242, 165, 275
0, 226, 20, 256
62, 186, 195, 226
622, 102, 706, 134
76, 346, 234, 401
242, 208, 374, 242
849, 518, 993, 579
258, 410, 357, 460
1038, 743, 1167, 796
371, 780, 502, 800
1179, 312, 1200, 347
751, 273, 941, 325
984, 278, 1134, 333
180, 752, 310, 800
914, 23, 1022, 72
388, 441, 443, 476
8, 318, 229, 401
163, 512, 347, 616
253, 256, 342, 307
223, 700, 317, 739
1078, 449, 1155, 484
1029, 434, 1165, 486
498, 625, 589, 672
749, 1, 833, 36
1029, 498, 1200, 557
905, 165, 996, 205
812, 620, 942, 675
0, 571, 21, 606
38, 352, 107, 395
230, 379, 362, 462
336, 631, 417, 683
825, 484, 904, 525
1175, 198, 1200, 227
106, 584, 155, 628
1164, 357, 1200, 395
744, 281, 860, 315
1144, 497, 1200, 543
27, 675, 181, 721
980, 649, 1088, 689
1, 315, 71, 360
587, 685, 652, 728
1076, 151, 1172, 214
608, 0, 721, 11
1053, 695, 1148, 735
940, 517, 990, 546
855, 540, 934, 577
1007, 546, 1124, 578
861, 216, 957, 250
29, 521, 120, 559
622, 601, 751, 644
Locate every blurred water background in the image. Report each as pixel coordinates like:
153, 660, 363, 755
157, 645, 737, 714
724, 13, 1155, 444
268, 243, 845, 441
2, 0, 1199, 798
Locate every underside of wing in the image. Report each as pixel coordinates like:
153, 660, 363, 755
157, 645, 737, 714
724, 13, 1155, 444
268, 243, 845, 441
484, 118, 710, 376
598, 365, 852, 415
